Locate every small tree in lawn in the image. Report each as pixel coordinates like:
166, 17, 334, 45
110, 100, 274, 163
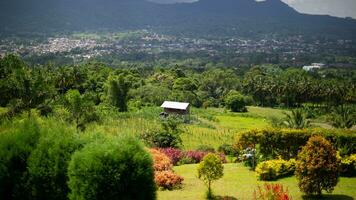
198, 153, 224, 200
295, 136, 339, 197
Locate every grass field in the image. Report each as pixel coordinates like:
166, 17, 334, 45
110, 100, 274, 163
158, 163, 356, 200
181, 106, 282, 149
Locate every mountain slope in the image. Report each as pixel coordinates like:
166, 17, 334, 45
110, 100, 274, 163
0, 0, 355, 39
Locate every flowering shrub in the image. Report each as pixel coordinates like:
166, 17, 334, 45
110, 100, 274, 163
154, 171, 184, 190
159, 148, 183, 165
149, 149, 183, 190
149, 149, 172, 171
255, 159, 296, 181
185, 150, 207, 163
254, 184, 292, 200
340, 154, 356, 177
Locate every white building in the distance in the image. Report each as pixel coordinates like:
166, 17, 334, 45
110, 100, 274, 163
303, 63, 326, 71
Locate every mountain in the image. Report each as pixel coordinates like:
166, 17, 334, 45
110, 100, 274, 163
0, 0, 356, 39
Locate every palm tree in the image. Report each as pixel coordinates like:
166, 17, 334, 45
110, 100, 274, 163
331, 105, 355, 129
283, 109, 310, 129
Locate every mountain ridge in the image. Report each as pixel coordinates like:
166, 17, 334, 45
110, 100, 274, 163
0, 0, 355, 39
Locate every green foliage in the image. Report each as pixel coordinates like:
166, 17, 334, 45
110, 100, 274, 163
235, 128, 356, 160
296, 136, 339, 196
68, 137, 156, 200
255, 158, 296, 181
27, 128, 84, 200
330, 105, 355, 129
0, 55, 55, 117
0, 118, 41, 200
197, 153, 224, 199
107, 75, 130, 112
282, 109, 310, 129
141, 117, 182, 148
224, 90, 248, 112
217, 144, 238, 156
64, 89, 98, 132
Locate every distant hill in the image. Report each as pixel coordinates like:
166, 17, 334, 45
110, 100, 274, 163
1, 0, 356, 39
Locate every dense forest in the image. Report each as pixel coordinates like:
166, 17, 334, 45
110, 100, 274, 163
1, 54, 355, 126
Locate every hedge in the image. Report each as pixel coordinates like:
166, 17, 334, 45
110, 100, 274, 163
235, 128, 356, 159
68, 137, 156, 200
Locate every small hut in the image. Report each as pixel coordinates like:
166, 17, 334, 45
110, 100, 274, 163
160, 101, 190, 116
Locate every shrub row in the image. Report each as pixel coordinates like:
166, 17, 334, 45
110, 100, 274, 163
255, 159, 296, 181
158, 148, 226, 165
235, 128, 356, 159
0, 118, 156, 200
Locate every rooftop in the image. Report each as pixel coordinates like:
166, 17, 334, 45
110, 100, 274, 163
161, 101, 190, 110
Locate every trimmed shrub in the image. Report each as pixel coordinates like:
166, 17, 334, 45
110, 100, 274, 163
254, 183, 292, 200
68, 137, 156, 200
154, 171, 184, 190
149, 149, 172, 171
340, 154, 356, 177
27, 129, 84, 200
235, 128, 356, 160
296, 136, 339, 196
255, 159, 296, 181
159, 148, 183, 166
0, 119, 41, 200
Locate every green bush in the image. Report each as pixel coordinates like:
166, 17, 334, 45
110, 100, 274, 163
255, 158, 296, 181
235, 128, 356, 160
27, 128, 84, 200
68, 137, 156, 200
0, 119, 41, 200
218, 143, 238, 156
140, 118, 182, 148
224, 91, 248, 112
296, 136, 339, 196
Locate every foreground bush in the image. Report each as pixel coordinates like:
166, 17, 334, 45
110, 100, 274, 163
198, 153, 224, 200
68, 137, 156, 200
255, 159, 296, 181
27, 129, 84, 200
0, 119, 41, 200
296, 136, 339, 196
254, 183, 292, 200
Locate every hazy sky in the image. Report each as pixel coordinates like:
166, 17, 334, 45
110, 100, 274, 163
149, 0, 356, 19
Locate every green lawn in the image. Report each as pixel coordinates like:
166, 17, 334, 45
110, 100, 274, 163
158, 163, 356, 200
